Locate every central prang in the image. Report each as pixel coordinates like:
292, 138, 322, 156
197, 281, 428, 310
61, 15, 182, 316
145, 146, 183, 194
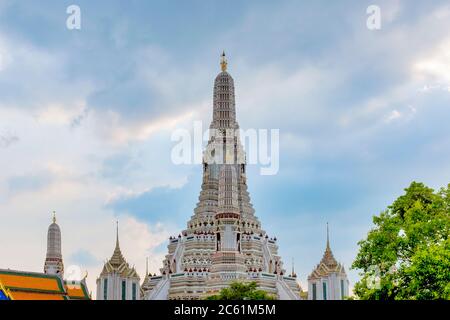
141, 53, 301, 300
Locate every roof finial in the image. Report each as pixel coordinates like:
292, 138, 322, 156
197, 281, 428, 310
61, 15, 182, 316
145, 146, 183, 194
146, 257, 149, 276
220, 51, 227, 72
52, 211, 56, 223
115, 220, 119, 248
326, 222, 330, 249
292, 257, 295, 276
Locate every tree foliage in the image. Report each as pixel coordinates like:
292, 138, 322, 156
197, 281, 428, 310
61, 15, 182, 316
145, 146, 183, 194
205, 281, 276, 300
352, 182, 450, 300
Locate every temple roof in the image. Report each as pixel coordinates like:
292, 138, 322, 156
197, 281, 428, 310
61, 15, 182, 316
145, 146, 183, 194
110, 234, 126, 267
0, 269, 90, 300
99, 222, 140, 279
308, 224, 346, 280
64, 280, 90, 300
0, 279, 13, 300
321, 242, 339, 268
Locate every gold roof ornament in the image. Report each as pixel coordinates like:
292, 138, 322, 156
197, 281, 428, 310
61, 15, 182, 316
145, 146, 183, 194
307, 223, 346, 280
52, 211, 56, 224
322, 222, 337, 267
110, 220, 125, 266
100, 219, 139, 279
220, 51, 227, 72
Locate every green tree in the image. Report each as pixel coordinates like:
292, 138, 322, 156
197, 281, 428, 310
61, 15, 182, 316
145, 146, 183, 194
352, 182, 450, 300
205, 281, 276, 300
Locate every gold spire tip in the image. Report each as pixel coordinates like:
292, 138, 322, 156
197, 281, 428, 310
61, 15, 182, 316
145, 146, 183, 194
220, 51, 228, 72
52, 211, 56, 223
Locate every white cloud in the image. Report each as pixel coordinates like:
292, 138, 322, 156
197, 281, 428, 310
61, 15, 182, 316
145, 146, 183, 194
0, 35, 13, 72
0, 131, 19, 148
383, 0, 402, 23
34, 102, 87, 126
78, 215, 173, 297
413, 38, 450, 84
0, 99, 184, 298
94, 107, 197, 145
385, 109, 402, 122
119, 216, 173, 273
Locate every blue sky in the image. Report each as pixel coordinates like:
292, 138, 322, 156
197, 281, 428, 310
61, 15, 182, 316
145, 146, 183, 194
1, 0, 450, 296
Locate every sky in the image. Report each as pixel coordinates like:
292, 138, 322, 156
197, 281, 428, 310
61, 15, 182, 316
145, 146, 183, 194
1, 0, 450, 297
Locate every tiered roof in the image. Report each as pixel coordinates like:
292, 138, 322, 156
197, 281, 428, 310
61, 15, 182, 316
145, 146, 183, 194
99, 223, 139, 279
308, 224, 346, 280
0, 269, 90, 300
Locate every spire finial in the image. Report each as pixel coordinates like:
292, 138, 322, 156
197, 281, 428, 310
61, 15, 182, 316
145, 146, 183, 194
292, 257, 295, 276
115, 220, 119, 248
220, 51, 227, 72
326, 222, 330, 249
52, 211, 56, 223
146, 257, 149, 276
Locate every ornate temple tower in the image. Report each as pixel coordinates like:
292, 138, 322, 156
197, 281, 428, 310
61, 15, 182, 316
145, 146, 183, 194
142, 53, 301, 300
96, 222, 140, 300
307, 224, 350, 300
44, 212, 64, 277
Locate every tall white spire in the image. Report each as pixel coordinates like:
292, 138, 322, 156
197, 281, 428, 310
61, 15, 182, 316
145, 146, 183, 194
211, 52, 237, 130
44, 211, 64, 277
